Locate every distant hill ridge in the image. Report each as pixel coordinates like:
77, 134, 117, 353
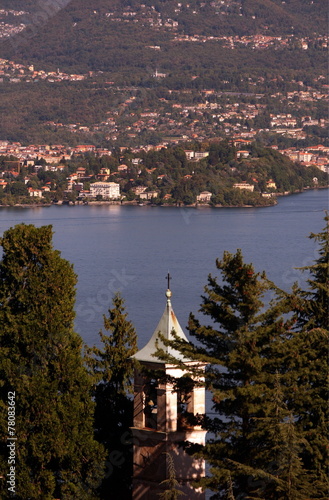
0, 0, 327, 73
0, 0, 327, 147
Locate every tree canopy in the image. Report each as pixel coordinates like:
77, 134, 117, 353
0, 224, 106, 499
86, 292, 138, 499
159, 216, 328, 499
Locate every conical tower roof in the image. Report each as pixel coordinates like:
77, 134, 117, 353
132, 289, 190, 364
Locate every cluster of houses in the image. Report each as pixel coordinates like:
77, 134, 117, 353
78, 81, 327, 147
173, 33, 328, 51
0, 148, 216, 203
233, 141, 329, 174
0, 141, 111, 162
1, 137, 329, 171
0, 145, 318, 208
0, 21, 25, 40
65, 166, 121, 200
102, 2, 328, 54
277, 144, 329, 173
0, 59, 88, 84
1, 50, 326, 147
0, 9, 27, 39
105, 3, 180, 30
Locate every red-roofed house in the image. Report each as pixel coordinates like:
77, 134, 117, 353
28, 187, 43, 197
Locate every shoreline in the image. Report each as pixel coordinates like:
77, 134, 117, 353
0, 186, 327, 209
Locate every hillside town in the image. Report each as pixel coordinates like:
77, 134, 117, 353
1, 140, 328, 173
0, 58, 88, 83
0, 56, 327, 148
0, 2, 327, 149
0, 2, 327, 205
0, 8, 27, 39
1, 0, 328, 50
0, 138, 327, 205
0, 0, 329, 54
173, 33, 329, 50
24, 78, 327, 148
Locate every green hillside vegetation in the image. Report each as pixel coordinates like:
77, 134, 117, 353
2, 0, 327, 41
0, 81, 121, 144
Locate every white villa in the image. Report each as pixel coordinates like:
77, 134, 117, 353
197, 191, 213, 202
90, 182, 120, 199
233, 182, 254, 192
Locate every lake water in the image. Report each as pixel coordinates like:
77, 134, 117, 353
0, 189, 328, 349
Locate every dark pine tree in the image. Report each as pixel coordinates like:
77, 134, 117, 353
277, 215, 329, 496
294, 213, 329, 330
0, 224, 106, 500
243, 373, 313, 499
182, 249, 288, 497
156, 220, 328, 499
158, 453, 186, 500
182, 249, 316, 499
86, 292, 138, 500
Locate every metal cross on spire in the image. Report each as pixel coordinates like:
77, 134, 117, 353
166, 272, 172, 290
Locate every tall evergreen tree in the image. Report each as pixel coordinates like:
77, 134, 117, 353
0, 224, 105, 499
276, 329, 328, 497
278, 216, 329, 496
225, 474, 235, 500
166, 249, 318, 499
157, 219, 328, 498
183, 249, 294, 498
86, 292, 138, 499
243, 373, 313, 499
294, 213, 329, 329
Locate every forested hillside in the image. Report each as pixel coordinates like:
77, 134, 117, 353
0, 0, 327, 74
0, 0, 327, 147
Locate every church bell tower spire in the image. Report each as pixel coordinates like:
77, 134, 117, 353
131, 279, 206, 499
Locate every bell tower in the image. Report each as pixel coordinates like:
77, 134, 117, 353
131, 281, 206, 499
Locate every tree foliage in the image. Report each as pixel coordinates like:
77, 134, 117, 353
293, 214, 329, 329
85, 292, 138, 499
158, 453, 186, 500
276, 216, 329, 495
166, 219, 328, 499
0, 224, 105, 499
185, 249, 307, 498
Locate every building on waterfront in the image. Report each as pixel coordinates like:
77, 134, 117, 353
131, 283, 206, 499
266, 179, 277, 190
28, 187, 43, 197
139, 190, 159, 200
90, 181, 120, 199
197, 191, 213, 202
233, 182, 255, 192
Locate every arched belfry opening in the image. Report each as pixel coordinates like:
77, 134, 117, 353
131, 281, 206, 499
